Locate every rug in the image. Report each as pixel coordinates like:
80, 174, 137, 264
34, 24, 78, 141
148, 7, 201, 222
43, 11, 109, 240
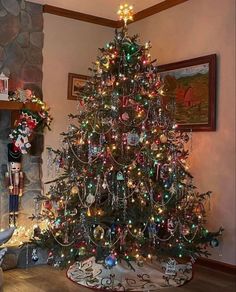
67, 256, 193, 291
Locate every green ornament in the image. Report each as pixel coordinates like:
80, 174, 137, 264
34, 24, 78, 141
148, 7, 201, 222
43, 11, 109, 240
117, 171, 124, 181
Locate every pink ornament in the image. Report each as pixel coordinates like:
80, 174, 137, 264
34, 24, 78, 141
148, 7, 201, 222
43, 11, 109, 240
121, 112, 129, 121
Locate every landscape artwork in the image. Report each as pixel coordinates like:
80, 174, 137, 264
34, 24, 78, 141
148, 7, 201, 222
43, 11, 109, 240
67, 73, 88, 100
158, 54, 216, 131
162, 64, 209, 125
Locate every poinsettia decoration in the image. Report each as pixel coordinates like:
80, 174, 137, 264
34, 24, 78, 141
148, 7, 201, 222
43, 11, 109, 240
9, 89, 52, 154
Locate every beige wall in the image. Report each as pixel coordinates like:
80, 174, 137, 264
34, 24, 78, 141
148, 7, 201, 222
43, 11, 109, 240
42, 14, 113, 186
42, 0, 235, 265
129, 0, 235, 265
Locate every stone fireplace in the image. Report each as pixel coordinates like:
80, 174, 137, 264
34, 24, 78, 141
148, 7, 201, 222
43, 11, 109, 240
0, 0, 44, 230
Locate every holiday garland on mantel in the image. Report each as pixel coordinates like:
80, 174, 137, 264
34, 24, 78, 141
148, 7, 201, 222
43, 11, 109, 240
8, 89, 52, 154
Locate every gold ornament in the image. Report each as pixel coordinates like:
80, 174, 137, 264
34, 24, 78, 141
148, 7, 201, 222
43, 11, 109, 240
93, 225, 105, 240
70, 185, 79, 195
160, 134, 168, 143
87, 207, 91, 217
127, 179, 133, 188
79, 246, 86, 255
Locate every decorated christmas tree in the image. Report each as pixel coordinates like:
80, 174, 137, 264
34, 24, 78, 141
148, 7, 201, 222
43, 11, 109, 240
34, 5, 222, 289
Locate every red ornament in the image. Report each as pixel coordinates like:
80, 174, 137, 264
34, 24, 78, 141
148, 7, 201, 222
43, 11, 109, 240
44, 200, 52, 210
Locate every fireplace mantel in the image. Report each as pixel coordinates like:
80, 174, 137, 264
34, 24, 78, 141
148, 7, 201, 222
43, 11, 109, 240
0, 101, 41, 126
0, 101, 41, 111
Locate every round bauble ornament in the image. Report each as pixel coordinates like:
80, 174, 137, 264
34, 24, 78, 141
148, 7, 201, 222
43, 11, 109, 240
105, 254, 117, 268
93, 225, 105, 240
127, 132, 139, 146
43, 200, 52, 210
121, 112, 129, 121
210, 238, 219, 247
86, 193, 95, 204
134, 187, 139, 193
159, 134, 168, 144
70, 185, 79, 195
181, 225, 190, 236
127, 179, 134, 188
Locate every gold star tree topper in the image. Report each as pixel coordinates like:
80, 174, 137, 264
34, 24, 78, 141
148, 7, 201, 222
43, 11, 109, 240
117, 4, 134, 26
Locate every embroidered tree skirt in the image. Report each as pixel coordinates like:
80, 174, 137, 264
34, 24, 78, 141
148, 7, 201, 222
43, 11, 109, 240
67, 256, 193, 291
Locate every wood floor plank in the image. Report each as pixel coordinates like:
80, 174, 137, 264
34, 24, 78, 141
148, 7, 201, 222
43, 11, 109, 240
2, 264, 236, 292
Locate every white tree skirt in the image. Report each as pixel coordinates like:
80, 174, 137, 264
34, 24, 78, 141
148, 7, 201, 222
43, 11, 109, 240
67, 256, 193, 291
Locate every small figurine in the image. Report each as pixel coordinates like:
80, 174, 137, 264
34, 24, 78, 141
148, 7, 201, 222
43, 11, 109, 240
5, 143, 24, 227
32, 248, 39, 262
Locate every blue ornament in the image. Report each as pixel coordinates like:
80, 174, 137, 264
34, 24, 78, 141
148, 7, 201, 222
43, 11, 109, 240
210, 238, 219, 247
105, 255, 117, 268
164, 179, 172, 189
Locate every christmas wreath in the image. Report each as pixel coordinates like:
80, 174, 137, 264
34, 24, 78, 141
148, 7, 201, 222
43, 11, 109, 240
8, 89, 52, 154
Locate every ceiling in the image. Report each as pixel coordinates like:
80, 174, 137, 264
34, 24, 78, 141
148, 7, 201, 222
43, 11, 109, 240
28, 0, 164, 20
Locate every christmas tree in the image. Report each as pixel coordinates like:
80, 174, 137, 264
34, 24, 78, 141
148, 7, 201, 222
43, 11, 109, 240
34, 6, 222, 273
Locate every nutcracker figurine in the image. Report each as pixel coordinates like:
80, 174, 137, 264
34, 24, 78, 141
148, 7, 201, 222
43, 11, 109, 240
5, 143, 24, 227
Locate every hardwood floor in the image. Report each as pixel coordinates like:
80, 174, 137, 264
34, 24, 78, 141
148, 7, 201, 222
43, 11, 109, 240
2, 264, 236, 292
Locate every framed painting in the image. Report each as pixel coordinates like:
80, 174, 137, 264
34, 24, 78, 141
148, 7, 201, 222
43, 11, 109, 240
158, 54, 216, 131
67, 73, 89, 100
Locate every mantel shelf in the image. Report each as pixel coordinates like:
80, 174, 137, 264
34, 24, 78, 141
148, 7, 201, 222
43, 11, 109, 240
0, 100, 41, 112
0, 100, 24, 110
0, 101, 42, 127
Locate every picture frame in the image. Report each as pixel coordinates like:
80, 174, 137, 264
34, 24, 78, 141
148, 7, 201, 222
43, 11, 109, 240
158, 54, 216, 131
67, 73, 89, 100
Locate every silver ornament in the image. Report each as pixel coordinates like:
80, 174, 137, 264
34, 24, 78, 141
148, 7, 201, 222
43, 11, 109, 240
86, 193, 95, 204
127, 132, 139, 146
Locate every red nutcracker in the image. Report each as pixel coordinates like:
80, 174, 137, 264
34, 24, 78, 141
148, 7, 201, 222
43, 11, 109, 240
5, 143, 24, 227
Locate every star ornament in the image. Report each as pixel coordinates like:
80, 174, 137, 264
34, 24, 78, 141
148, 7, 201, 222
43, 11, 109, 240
117, 4, 134, 26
